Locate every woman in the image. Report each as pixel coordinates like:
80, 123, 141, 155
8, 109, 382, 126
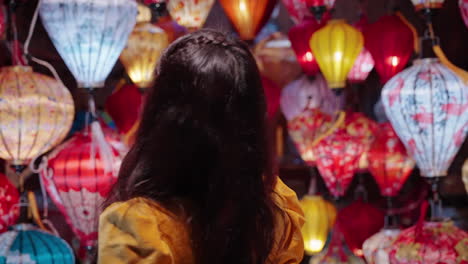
98, 29, 304, 264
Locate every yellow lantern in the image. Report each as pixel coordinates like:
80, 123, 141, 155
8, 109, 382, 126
463, 159, 468, 195
0, 66, 74, 165
310, 20, 364, 89
137, 3, 152, 23
300, 195, 337, 255
120, 23, 169, 89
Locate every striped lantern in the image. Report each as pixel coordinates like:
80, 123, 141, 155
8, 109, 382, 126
0, 66, 74, 165
0, 173, 19, 233
0, 224, 75, 263
167, 0, 215, 29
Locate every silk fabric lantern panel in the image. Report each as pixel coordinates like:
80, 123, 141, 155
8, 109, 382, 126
120, 23, 169, 90
0, 174, 19, 233
363, 229, 401, 264
40, 128, 124, 249
300, 195, 337, 255
460, 0, 468, 29
167, 0, 215, 29
282, 0, 315, 23
0, 224, 75, 263
310, 20, 364, 89
0, 4, 5, 39
382, 59, 468, 178
40, 0, 138, 89
411, 0, 445, 10
0, 66, 74, 165
219, 0, 277, 41
364, 15, 415, 84
368, 123, 415, 197
315, 129, 365, 197
348, 48, 374, 83
281, 75, 344, 121
388, 221, 468, 264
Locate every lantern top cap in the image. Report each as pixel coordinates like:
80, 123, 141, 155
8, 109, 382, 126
327, 19, 347, 24
413, 58, 439, 65
0, 66, 33, 73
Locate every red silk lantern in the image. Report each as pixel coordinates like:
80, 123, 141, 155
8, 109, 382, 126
368, 123, 415, 197
105, 83, 144, 146
0, 173, 19, 233
40, 125, 124, 250
337, 200, 385, 257
219, 0, 277, 40
288, 18, 324, 76
364, 14, 415, 84
262, 77, 281, 119
315, 128, 366, 197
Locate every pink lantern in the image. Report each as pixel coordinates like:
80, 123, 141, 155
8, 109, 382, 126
348, 48, 374, 83
0, 173, 19, 233
282, 0, 314, 23
460, 0, 468, 29
280, 75, 344, 121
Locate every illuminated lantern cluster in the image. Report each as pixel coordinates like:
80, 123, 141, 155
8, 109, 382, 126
0, 224, 75, 263
280, 75, 344, 121
337, 200, 385, 257
300, 195, 337, 255
219, 0, 277, 40
411, 0, 445, 11
40, 0, 138, 89
288, 19, 323, 76
0, 173, 19, 233
40, 126, 124, 250
167, 0, 215, 29
368, 123, 415, 197
363, 229, 401, 264
364, 15, 415, 84
311, 20, 364, 89
315, 129, 365, 197
388, 221, 468, 264
382, 59, 468, 178
0, 66, 74, 165
120, 23, 169, 89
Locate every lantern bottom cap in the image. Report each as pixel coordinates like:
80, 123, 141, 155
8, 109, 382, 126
328, 82, 346, 89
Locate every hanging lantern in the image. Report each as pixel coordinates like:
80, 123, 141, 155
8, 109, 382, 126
288, 18, 324, 76
0, 224, 75, 263
254, 33, 302, 88
460, 0, 468, 29
40, 0, 138, 89
337, 200, 385, 257
262, 77, 281, 119
364, 15, 415, 84
0, 173, 19, 233
302, 0, 336, 22
167, 0, 215, 29
388, 221, 468, 264
382, 58, 468, 178
137, 3, 152, 23
348, 48, 374, 84
363, 229, 401, 264
120, 23, 169, 90
40, 125, 124, 251
315, 129, 366, 197
368, 123, 415, 197
411, 0, 445, 11
280, 75, 344, 121
463, 159, 468, 194
281, 0, 314, 23
310, 20, 364, 89
310, 224, 365, 264
219, 0, 277, 41
0, 66, 74, 165
288, 109, 344, 166
300, 195, 337, 255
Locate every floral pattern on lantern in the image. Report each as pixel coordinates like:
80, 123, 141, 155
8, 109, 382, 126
310, 20, 364, 89
120, 23, 169, 89
219, 0, 277, 40
388, 221, 468, 264
364, 15, 415, 84
0, 224, 75, 263
40, 0, 138, 88
167, 0, 215, 29
0, 66, 74, 165
40, 126, 124, 249
381, 58, 468, 178
363, 229, 401, 264
348, 48, 374, 83
300, 195, 337, 255
315, 129, 365, 197
411, 0, 445, 10
368, 123, 415, 197
0, 173, 19, 233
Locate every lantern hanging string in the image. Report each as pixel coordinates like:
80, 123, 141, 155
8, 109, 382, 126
307, 168, 317, 195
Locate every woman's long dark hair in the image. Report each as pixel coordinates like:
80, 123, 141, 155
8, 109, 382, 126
106, 29, 277, 264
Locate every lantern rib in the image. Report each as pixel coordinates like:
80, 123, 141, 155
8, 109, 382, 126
15, 72, 23, 163
22, 76, 42, 162
0, 72, 15, 161
26, 231, 42, 258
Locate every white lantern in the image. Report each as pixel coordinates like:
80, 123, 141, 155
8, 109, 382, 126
363, 229, 401, 264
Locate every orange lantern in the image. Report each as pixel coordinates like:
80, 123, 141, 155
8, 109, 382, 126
219, 0, 277, 40
120, 23, 169, 89
310, 20, 364, 89
0, 66, 74, 165
167, 0, 215, 29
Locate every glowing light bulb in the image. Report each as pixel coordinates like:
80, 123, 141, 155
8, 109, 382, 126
239, 1, 247, 12
333, 51, 343, 62
305, 239, 325, 253
304, 51, 314, 62
389, 56, 400, 67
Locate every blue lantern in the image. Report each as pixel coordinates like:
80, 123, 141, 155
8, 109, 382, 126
40, 0, 138, 89
0, 224, 75, 264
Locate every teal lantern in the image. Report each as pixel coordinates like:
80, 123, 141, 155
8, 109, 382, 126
0, 224, 75, 264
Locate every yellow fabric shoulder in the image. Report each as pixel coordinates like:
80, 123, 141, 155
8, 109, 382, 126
98, 178, 305, 264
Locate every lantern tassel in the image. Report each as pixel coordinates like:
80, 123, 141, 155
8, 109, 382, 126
311, 111, 346, 147
433, 45, 468, 85
90, 121, 114, 174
